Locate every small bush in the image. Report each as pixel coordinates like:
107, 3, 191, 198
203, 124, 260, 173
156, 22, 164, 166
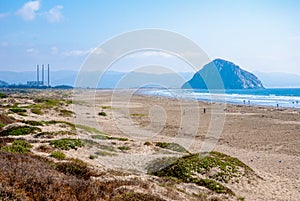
155, 142, 188, 153
55, 161, 92, 179
30, 108, 43, 115
0, 92, 7, 98
98, 111, 107, 116
0, 123, 5, 129
131, 113, 146, 117
101, 106, 112, 109
89, 155, 97, 159
118, 146, 131, 151
9, 108, 27, 115
144, 141, 152, 146
22, 120, 44, 126
1, 140, 32, 154
59, 109, 74, 117
50, 138, 84, 150
50, 151, 66, 160
111, 191, 165, 201
0, 126, 41, 136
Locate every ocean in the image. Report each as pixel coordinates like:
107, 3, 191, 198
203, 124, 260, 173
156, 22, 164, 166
140, 88, 300, 109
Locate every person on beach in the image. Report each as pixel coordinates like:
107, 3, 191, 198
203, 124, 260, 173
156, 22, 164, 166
203, 108, 206, 114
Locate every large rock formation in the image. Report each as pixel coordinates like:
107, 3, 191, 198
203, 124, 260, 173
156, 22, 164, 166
182, 59, 264, 89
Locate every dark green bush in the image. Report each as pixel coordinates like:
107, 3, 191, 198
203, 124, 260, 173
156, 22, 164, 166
50, 151, 66, 160
0, 126, 41, 136
1, 140, 32, 154
0, 92, 7, 98
98, 112, 107, 116
50, 138, 84, 150
155, 142, 188, 153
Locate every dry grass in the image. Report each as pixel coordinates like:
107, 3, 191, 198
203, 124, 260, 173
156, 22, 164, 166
0, 151, 158, 201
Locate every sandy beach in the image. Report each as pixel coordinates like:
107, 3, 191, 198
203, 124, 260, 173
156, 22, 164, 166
73, 90, 300, 200
1, 89, 299, 201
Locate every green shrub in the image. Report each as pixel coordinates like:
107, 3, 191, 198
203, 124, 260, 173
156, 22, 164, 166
0, 126, 41, 136
22, 120, 44, 126
59, 109, 74, 117
118, 146, 131, 151
30, 108, 43, 115
101, 106, 112, 109
151, 152, 255, 195
89, 154, 97, 159
9, 108, 27, 115
45, 120, 76, 130
50, 151, 66, 160
1, 140, 32, 154
50, 138, 84, 150
131, 113, 146, 117
54, 160, 93, 179
0, 123, 6, 129
144, 141, 152, 146
98, 111, 107, 116
155, 142, 188, 153
111, 191, 165, 201
91, 134, 128, 141
0, 92, 7, 98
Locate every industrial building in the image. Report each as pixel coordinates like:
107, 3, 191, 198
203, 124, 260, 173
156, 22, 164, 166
27, 64, 51, 87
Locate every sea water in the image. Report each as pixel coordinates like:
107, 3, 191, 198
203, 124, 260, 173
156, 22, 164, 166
140, 88, 300, 109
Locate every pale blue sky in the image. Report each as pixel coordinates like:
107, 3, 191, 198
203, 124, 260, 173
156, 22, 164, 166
1, 0, 300, 74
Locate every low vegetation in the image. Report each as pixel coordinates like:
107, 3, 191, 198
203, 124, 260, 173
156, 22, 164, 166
54, 160, 94, 180
1, 140, 32, 154
30, 108, 43, 115
150, 151, 255, 195
34, 131, 76, 139
22, 120, 44, 126
155, 142, 188, 153
95, 150, 116, 157
0, 92, 7, 98
98, 111, 107, 116
59, 109, 74, 117
50, 138, 84, 150
118, 146, 131, 151
0, 125, 41, 136
131, 113, 146, 117
76, 124, 104, 134
9, 108, 27, 116
92, 134, 128, 141
50, 151, 66, 160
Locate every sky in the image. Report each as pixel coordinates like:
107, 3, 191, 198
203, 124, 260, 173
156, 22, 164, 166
1, 0, 300, 75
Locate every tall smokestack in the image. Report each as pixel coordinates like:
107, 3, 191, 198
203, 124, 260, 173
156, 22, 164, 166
42, 64, 44, 86
47, 64, 50, 87
37, 64, 39, 85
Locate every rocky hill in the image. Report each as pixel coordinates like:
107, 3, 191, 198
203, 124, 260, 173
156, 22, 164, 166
182, 59, 264, 89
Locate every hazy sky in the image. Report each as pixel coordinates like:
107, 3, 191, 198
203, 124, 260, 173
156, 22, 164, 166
1, 0, 300, 74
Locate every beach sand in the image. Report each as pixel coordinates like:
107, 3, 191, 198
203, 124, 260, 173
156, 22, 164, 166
1, 89, 299, 200
73, 90, 300, 201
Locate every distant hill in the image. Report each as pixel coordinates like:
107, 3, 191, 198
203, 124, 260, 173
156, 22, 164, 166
255, 71, 300, 88
0, 80, 8, 87
0, 70, 193, 89
182, 59, 264, 89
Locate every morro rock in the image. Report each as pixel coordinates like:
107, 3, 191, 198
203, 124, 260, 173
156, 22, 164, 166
182, 59, 264, 89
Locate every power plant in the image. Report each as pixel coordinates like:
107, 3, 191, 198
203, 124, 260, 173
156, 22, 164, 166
27, 64, 51, 87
